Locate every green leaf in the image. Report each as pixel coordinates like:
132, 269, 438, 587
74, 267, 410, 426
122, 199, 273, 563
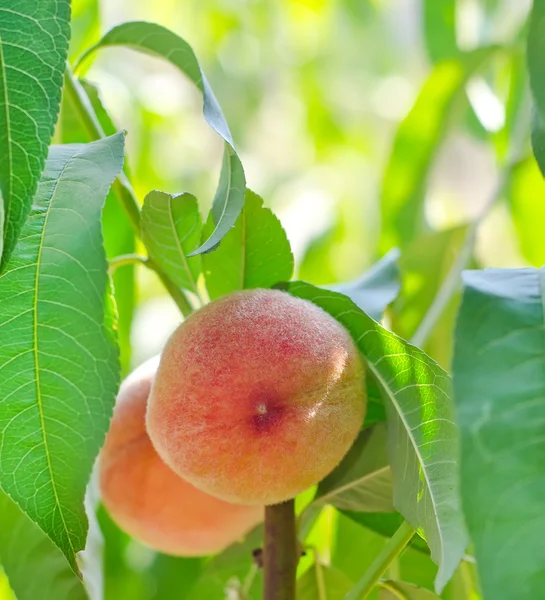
0, 134, 125, 567
453, 268, 545, 600
328, 249, 401, 322
0, 489, 87, 600
423, 0, 457, 63
380, 580, 440, 599
76, 21, 246, 256
141, 191, 202, 295
380, 47, 500, 251
203, 190, 293, 300
392, 226, 469, 368
311, 424, 393, 513
508, 156, 545, 266
58, 78, 135, 374
528, 1, 545, 175
287, 282, 467, 592
0, 0, 71, 271
297, 563, 353, 600
343, 512, 430, 555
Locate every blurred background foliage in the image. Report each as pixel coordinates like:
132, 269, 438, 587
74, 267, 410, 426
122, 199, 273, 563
5, 0, 536, 598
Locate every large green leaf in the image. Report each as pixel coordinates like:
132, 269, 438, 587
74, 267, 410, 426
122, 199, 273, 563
328, 249, 400, 322
59, 78, 135, 374
528, 1, 545, 174
203, 190, 293, 299
453, 268, 545, 600
287, 282, 467, 592
0, 490, 87, 600
311, 424, 393, 513
0, 134, 124, 567
380, 580, 440, 599
423, 0, 457, 63
77, 21, 246, 256
141, 191, 202, 296
380, 47, 499, 251
0, 0, 71, 270
297, 563, 353, 600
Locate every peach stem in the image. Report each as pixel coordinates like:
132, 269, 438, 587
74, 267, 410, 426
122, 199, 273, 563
263, 499, 298, 600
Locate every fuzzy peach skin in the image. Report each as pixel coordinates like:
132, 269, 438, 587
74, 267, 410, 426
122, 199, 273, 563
99, 357, 263, 556
146, 289, 366, 506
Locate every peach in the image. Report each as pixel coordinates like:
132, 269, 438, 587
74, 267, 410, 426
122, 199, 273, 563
99, 357, 263, 556
146, 289, 366, 506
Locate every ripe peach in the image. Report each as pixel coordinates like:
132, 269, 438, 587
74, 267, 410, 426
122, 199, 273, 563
99, 357, 263, 556
146, 289, 366, 506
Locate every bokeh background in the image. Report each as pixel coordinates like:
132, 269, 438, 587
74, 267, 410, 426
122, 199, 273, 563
2, 0, 539, 598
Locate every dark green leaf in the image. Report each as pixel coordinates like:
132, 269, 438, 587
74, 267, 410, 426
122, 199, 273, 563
0, 489, 87, 600
297, 563, 353, 600
328, 249, 401, 322
77, 21, 246, 256
287, 282, 467, 592
0, 0, 71, 270
312, 424, 393, 513
203, 190, 293, 299
380, 580, 440, 599
0, 135, 124, 567
423, 0, 457, 63
453, 267, 545, 600
141, 191, 202, 295
380, 47, 500, 251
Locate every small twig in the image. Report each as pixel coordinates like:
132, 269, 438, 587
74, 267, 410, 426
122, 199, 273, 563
344, 521, 415, 600
264, 500, 298, 600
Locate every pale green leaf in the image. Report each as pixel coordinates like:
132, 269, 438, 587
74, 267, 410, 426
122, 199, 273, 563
0, 134, 124, 567
380, 580, 440, 599
453, 268, 545, 600
508, 156, 545, 266
528, 1, 545, 175
423, 0, 457, 63
297, 563, 352, 600
380, 47, 500, 251
76, 21, 246, 256
0, 0, 71, 270
312, 424, 393, 513
328, 249, 401, 322
141, 191, 202, 295
0, 489, 87, 600
287, 282, 467, 592
203, 190, 293, 300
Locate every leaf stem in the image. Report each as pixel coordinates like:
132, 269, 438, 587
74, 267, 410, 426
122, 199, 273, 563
344, 521, 415, 600
264, 500, 298, 600
108, 253, 149, 273
64, 64, 194, 317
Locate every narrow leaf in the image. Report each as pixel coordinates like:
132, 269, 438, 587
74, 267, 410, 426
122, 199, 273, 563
528, 1, 545, 175
423, 0, 457, 63
77, 21, 246, 255
0, 0, 71, 270
380, 47, 500, 251
141, 191, 202, 295
203, 190, 293, 299
0, 134, 124, 567
288, 282, 467, 592
508, 156, 545, 266
453, 268, 545, 600
328, 248, 401, 322
312, 424, 394, 513
0, 489, 87, 600
380, 580, 440, 599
